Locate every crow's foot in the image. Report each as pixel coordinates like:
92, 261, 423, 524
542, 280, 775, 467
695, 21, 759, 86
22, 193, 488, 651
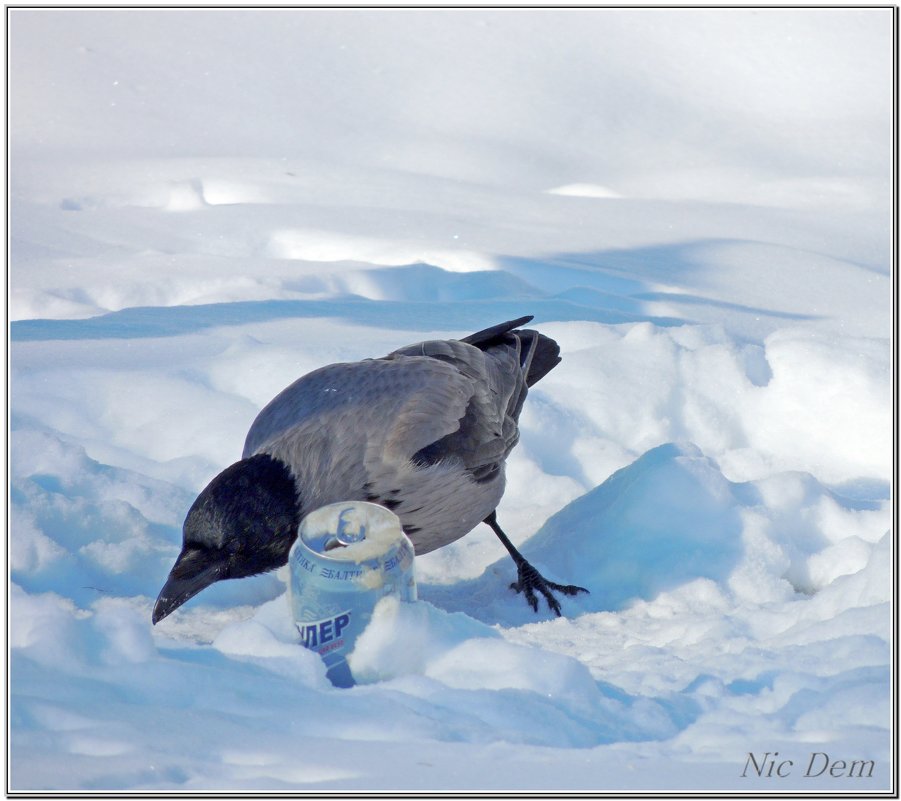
510, 559, 589, 617
483, 509, 589, 616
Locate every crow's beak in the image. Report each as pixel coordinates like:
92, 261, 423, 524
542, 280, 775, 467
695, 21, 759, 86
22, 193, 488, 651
152, 550, 225, 624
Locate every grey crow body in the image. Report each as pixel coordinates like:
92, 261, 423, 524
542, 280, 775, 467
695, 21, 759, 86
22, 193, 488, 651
152, 316, 588, 624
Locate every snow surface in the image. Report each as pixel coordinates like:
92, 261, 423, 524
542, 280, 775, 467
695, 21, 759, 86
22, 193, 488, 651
9, 7, 894, 793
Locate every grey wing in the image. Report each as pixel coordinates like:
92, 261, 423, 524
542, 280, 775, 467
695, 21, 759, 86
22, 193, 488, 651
373, 337, 527, 552
245, 337, 525, 470
241, 356, 476, 498
386, 338, 527, 481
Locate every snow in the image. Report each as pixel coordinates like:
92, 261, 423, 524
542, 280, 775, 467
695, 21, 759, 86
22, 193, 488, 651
9, 7, 893, 793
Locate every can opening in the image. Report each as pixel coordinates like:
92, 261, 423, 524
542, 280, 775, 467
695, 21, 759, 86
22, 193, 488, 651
297, 501, 407, 558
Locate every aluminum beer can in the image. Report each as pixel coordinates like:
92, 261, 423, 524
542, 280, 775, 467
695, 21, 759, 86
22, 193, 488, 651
287, 501, 416, 688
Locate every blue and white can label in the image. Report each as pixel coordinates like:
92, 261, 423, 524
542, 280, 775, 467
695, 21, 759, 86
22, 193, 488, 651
288, 501, 416, 687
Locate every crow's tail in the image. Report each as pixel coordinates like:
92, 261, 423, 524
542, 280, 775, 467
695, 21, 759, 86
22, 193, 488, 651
463, 315, 561, 387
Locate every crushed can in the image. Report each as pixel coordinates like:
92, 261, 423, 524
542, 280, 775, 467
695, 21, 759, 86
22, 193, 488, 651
287, 501, 417, 688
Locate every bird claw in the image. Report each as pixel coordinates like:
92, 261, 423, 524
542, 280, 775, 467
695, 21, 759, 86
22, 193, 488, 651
510, 560, 589, 616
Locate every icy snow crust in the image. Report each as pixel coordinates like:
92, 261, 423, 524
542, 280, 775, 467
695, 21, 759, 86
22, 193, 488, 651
9, 8, 892, 792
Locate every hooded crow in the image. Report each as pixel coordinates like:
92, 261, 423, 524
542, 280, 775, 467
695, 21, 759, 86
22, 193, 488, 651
152, 316, 588, 624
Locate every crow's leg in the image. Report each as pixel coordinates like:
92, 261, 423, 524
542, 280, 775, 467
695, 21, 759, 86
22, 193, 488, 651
483, 510, 589, 616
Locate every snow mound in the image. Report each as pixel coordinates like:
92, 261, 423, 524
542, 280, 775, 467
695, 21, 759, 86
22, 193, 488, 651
525, 443, 744, 611
422, 442, 889, 623
348, 595, 500, 683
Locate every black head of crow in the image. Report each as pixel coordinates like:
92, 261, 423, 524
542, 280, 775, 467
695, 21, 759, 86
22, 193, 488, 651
152, 315, 588, 625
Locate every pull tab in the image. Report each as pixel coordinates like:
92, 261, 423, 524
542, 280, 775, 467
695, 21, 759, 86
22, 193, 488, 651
335, 506, 367, 545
